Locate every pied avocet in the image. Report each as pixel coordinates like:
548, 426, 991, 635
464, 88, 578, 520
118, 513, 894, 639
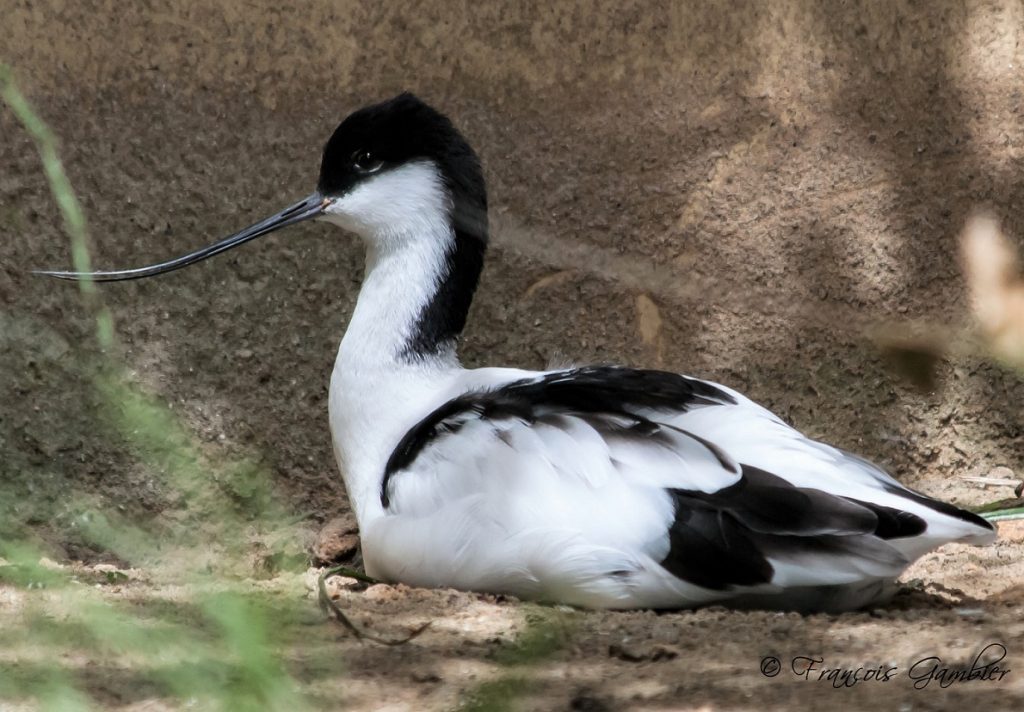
42, 93, 995, 611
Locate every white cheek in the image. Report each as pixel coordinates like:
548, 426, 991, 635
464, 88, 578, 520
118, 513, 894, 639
322, 161, 451, 239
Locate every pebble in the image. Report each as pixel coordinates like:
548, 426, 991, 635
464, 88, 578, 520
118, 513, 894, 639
312, 514, 360, 564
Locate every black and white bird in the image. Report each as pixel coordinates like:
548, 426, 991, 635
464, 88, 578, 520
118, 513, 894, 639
43, 93, 995, 612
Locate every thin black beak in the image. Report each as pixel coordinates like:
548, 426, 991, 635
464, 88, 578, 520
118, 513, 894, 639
36, 193, 333, 282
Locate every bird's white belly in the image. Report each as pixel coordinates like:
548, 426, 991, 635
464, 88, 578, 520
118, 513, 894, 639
360, 498, 708, 609
360, 464, 724, 609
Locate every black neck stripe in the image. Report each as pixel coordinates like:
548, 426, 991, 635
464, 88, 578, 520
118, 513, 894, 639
401, 225, 486, 359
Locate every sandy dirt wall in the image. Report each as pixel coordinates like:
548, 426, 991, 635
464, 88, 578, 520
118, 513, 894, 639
3, 0, 1022, 538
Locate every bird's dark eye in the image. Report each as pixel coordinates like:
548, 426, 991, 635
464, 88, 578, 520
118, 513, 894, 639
352, 150, 384, 174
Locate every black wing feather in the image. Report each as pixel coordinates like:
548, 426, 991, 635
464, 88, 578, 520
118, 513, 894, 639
660, 466, 928, 590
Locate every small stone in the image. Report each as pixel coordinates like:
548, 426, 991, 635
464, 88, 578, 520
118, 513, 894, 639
312, 514, 360, 564
997, 519, 1024, 543
363, 583, 402, 602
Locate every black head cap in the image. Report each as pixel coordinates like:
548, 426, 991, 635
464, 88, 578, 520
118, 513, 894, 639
317, 93, 487, 243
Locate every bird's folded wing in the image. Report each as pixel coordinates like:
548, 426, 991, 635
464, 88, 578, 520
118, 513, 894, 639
380, 366, 993, 592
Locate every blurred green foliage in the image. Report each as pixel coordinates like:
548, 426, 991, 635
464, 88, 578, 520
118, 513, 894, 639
1, 65, 323, 711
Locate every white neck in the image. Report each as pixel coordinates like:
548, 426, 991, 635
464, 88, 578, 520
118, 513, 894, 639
324, 162, 468, 527
342, 236, 460, 367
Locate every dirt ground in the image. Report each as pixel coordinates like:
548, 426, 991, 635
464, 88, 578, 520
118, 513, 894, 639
3, 1, 1024, 710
